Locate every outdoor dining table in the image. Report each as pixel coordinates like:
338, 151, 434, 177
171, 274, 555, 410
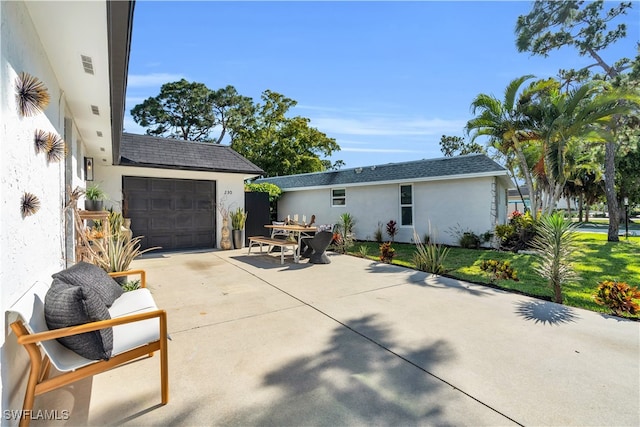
264, 224, 318, 262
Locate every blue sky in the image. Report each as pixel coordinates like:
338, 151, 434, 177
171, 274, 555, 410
125, 1, 638, 169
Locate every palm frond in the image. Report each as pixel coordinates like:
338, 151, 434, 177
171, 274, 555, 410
504, 74, 535, 111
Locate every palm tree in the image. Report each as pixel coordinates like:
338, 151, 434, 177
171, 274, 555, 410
530, 81, 637, 215
563, 147, 605, 222
466, 75, 542, 219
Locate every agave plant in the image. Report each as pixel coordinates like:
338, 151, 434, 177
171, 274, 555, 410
530, 213, 579, 304
412, 229, 449, 275
90, 233, 159, 273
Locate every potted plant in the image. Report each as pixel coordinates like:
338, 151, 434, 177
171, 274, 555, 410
230, 207, 248, 249
85, 183, 106, 211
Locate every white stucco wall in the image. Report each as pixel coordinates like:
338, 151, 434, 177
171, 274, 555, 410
276, 176, 508, 246
0, 0, 85, 416
95, 162, 248, 248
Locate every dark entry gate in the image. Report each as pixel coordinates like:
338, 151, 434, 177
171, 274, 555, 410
244, 192, 270, 245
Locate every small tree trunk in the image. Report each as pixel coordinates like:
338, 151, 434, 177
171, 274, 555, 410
585, 204, 590, 223
553, 282, 563, 304
604, 141, 619, 242
578, 194, 584, 222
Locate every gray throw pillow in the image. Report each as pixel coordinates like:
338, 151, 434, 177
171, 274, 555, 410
52, 261, 123, 307
44, 278, 113, 360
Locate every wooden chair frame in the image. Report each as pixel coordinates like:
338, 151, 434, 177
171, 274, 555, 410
9, 270, 168, 427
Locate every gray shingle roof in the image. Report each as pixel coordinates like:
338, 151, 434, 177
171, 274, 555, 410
255, 154, 508, 189
118, 133, 264, 175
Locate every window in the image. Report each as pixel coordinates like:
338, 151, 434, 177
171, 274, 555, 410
400, 184, 413, 226
332, 188, 346, 207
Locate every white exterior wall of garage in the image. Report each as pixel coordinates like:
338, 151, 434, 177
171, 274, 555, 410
95, 162, 246, 249
275, 176, 508, 246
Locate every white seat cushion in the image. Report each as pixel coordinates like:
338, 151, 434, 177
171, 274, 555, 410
109, 288, 161, 356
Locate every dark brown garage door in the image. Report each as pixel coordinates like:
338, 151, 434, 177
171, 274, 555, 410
123, 176, 216, 251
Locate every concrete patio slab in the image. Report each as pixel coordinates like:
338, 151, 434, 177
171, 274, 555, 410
27, 249, 639, 426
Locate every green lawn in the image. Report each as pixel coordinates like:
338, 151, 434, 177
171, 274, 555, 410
346, 233, 640, 318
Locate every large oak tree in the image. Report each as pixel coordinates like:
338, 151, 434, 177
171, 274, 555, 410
231, 90, 340, 177
131, 82, 342, 176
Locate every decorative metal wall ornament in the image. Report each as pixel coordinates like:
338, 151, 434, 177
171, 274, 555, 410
45, 133, 66, 162
20, 192, 41, 217
34, 129, 49, 153
15, 72, 50, 117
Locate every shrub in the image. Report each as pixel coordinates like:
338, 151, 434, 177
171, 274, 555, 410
480, 259, 519, 283
334, 212, 356, 253
459, 231, 481, 249
594, 280, 640, 316
386, 220, 398, 242
357, 245, 370, 258
379, 242, 395, 263
448, 224, 490, 249
374, 221, 383, 243
495, 211, 536, 252
412, 230, 448, 274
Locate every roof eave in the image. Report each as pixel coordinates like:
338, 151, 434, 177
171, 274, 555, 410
107, 0, 135, 165
118, 159, 263, 175
275, 170, 511, 192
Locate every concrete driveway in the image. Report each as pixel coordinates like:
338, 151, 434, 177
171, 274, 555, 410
31, 249, 639, 426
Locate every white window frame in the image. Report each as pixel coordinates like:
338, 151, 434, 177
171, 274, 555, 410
331, 188, 346, 207
399, 184, 413, 227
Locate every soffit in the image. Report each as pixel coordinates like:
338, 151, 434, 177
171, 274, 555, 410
24, 1, 112, 164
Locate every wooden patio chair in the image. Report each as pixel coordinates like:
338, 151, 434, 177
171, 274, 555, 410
7, 269, 168, 427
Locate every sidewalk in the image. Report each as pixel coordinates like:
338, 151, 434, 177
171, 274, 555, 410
31, 249, 639, 426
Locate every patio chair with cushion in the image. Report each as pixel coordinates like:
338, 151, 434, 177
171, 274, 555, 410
7, 262, 169, 427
